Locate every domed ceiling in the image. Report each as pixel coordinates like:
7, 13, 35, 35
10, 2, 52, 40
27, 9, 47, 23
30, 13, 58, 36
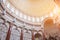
8, 0, 55, 17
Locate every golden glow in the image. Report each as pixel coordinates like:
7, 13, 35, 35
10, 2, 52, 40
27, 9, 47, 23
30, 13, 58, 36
44, 18, 54, 27
54, 0, 60, 7
8, 0, 55, 17
57, 8, 60, 14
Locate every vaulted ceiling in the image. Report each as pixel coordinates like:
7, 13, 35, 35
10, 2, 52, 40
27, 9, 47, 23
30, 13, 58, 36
8, 0, 55, 17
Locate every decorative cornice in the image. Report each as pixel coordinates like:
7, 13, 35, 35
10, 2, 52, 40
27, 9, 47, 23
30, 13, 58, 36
1, 0, 57, 24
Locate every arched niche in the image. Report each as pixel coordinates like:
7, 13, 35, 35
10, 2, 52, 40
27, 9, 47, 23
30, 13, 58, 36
43, 17, 59, 36
34, 33, 42, 40
43, 17, 54, 35
44, 17, 54, 27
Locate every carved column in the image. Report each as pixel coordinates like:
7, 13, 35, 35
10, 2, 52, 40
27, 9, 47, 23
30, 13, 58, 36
20, 29, 23, 40
43, 33, 45, 40
32, 30, 34, 40
5, 22, 12, 40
